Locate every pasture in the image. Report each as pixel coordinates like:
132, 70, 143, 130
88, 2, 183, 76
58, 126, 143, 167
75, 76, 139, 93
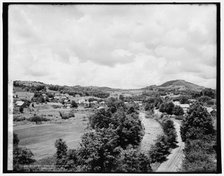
14, 112, 91, 160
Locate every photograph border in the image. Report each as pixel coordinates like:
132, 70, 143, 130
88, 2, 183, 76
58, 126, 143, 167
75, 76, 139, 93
2, 2, 221, 173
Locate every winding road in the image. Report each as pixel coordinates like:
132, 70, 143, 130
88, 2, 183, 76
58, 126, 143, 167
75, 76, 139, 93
156, 119, 185, 172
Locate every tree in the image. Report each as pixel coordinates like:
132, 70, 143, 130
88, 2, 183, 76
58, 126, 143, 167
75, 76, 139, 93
19, 106, 24, 113
172, 105, 184, 116
13, 133, 35, 171
127, 106, 136, 115
119, 94, 124, 101
55, 138, 68, 168
161, 119, 177, 148
197, 96, 212, 104
179, 96, 189, 104
145, 103, 154, 113
112, 110, 144, 148
77, 127, 120, 172
89, 109, 112, 129
115, 148, 152, 172
149, 135, 170, 163
181, 102, 214, 142
159, 102, 174, 115
71, 100, 78, 108
106, 97, 127, 114
90, 108, 143, 148
13, 133, 19, 147
201, 88, 215, 99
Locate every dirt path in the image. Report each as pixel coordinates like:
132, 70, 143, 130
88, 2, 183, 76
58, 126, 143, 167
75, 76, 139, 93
156, 119, 185, 172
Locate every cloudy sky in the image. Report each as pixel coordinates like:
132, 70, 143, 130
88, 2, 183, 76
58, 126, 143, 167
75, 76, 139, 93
9, 4, 216, 89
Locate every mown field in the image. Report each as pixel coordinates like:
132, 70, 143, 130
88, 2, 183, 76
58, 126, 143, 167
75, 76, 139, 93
14, 112, 90, 160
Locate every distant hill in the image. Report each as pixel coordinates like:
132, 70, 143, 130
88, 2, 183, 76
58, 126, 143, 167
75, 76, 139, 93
13, 79, 206, 95
159, 79, 205, 91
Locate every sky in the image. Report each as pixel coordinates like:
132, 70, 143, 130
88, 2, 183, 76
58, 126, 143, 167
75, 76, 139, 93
8, 4, 217, 89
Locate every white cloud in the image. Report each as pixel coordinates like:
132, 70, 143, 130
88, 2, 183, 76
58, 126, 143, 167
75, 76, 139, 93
8, 4, 217, 89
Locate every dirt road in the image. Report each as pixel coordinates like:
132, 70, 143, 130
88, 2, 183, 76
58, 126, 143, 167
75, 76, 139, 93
156, 119, 185, 172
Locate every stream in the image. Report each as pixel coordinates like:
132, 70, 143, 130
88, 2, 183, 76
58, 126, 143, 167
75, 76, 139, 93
139, 112, 163, 152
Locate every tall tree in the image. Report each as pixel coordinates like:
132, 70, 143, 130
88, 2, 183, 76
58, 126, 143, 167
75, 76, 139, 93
181, 102, 214, 142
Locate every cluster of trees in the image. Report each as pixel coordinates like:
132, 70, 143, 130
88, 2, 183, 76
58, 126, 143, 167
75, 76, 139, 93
144, 97, 163, 111
201, 88, 216, 99
49, 85, 110, 99
14, 81, 110, 99
149, 119, 177, 163
28, 114, 49, 124
159, 102, 184, 116
53, 98, 152, 172
14, 81, 46, 92
180, 102, 216, 172
31, 92, 46, 104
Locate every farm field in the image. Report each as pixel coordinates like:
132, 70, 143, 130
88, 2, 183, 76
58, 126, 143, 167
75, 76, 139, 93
14, 112, 89, 160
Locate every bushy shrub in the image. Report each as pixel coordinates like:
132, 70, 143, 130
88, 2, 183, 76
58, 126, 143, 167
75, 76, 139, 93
55, 139, 68, 168
59, 110, 75, 119
28, 115, 49, 124
14, 116, 26, 122
19, 107, 24, 113
52, 105, 61, 109
179, 96, 189, 104
70, 100, 78, 108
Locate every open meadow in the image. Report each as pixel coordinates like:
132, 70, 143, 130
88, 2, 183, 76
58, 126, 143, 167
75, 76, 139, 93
14, 111, 91, 160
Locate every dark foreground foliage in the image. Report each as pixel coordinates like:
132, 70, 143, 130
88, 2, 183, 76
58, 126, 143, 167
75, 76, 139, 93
180, 102, 216, 172
13, 133, 36, 171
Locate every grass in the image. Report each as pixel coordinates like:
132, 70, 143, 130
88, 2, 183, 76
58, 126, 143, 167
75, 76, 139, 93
14, 91, 34, 101
14, 111, 92, 160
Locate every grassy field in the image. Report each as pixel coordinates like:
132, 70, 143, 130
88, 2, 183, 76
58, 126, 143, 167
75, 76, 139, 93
14, 112, 90, 160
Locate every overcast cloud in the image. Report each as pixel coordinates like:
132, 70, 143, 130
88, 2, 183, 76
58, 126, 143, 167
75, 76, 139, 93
9, 4, 216, 89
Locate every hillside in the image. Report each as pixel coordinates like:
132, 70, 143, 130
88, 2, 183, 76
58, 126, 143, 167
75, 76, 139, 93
159, 80, 205, 92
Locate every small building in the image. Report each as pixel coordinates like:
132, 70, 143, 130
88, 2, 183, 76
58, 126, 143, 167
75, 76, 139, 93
15, 100, 24, 106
